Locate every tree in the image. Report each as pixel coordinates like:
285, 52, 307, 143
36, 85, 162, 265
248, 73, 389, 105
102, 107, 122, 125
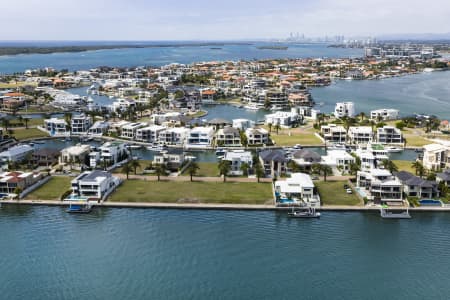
187, 162, 200, 182
288, 160, 301, 173
23, 117, 29, 129
312, 163, 332, 181
154, 164, 166, 181
255, 163, 265, 183
348, 162, 360, 176
64, 113, 72, 135
122, 163, 132, 179
438, 181, 448, 198
359, 112, 366, 122
267, 122, 272, 134
218, 160, 231, 182
274, 124, 281, 135
240, 162, 250, 176
381, 159, 398, 173
129, 159, 141, 175
1, 118, 10, 132
411, 161, 424, 177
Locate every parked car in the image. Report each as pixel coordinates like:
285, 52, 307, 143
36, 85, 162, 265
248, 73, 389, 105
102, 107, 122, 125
346, 188, 353, 194
343, 184, 349, 189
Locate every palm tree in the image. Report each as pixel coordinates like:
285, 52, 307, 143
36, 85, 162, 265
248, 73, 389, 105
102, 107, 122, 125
255, 163, 265, 183
274, 124, 281, 135
154, 164, 166, 181
64, 113, 72, 136
381, 159, 398, 173
23, 117, 29, 129
240, 162, 249, 176
218, 160, 231, 182
411, 161, 423, 176
187, 162, 200, 182
348, 162, 360, 176
359, 112, 366, 122
129, 159, 141, 175
288, 160, 301, 173
312, 163, 332, 181
1, 118, 10, 132
122, 163, 132, 179
267, 122, 272, 134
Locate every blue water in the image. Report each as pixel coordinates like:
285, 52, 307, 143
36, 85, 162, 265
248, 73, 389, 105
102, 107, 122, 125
1, 206, 450, 299
311, 71, 450, 118
0, 42, 363, 74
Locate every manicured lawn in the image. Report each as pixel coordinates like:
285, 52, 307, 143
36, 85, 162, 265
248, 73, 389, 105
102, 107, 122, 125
10, 128, 49, 140
181, 162, 219, 177
0, 82, 36, 88
9, 118, 44, 127
25, 176, 72, 200
316, 181, 361, 206
392, 160, 415, 173
109, 180, 274, 204
271, 132, 323, 146
404, 134, 431, 147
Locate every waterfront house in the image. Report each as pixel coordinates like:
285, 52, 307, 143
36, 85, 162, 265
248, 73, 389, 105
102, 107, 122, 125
0, 171, 43, 194
334, 102, 355, 118
136, 125, 166, 143
207, 118, 231, 130
88, 121, 110, 136
216, 127, 242, 147
291, 149, 322, 170
376, 126, 403, 144
274, 173, 320, 206
291, 106, 320, 120
357, 169, 403, 204
437, 169, 450, 186
321, 150, 354, 173
245, 128, 269, 145
259, 149, 289, 177
90, 141, 128, 168
0, 144, 34, 163
349, 126, 372, 144
222, 150, 253, 176
370, 109, 399, 121
71, 114, 92, 135
70, 170, 121, 200
200, 89, 216, 103
264, 111, 302, 128
158, 127, 190, 146
232, 119, 255, 131
422, 143, 449, 171
60, 144, 91, 166
44, 118, 67, 136
186, 127, 215, 149
120, 122, 147, 140
153, 149, 185, 171
321, 124, 346, 143
394, 171, 440, 199
31, 148, 60, 167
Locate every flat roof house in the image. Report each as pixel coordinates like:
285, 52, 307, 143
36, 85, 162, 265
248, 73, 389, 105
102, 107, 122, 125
136, 125, 166, 143
186, 127, 215, 149
245, 128, 269, 145
274, 173, 320, 206
357, 168, 403, 204
71, 114, 92, 135
216, 127, 242, 147
44, 118, 67, 136
422, 143, 449, 171
71, 170, 121, 200
222, 150, 253, 176
0, 145, 34, 162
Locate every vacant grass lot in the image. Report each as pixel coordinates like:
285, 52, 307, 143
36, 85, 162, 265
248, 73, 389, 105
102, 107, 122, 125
316, 181, 361, 206
109, 180, 274, 204
10, 128, 49, 140
392, 160, 416, 173
181, 162, 219, 177
25, 176, 72, 200
268, 127, 323, 146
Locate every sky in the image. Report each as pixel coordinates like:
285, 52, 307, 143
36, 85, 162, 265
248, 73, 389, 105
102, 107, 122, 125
0, 0, 449, 40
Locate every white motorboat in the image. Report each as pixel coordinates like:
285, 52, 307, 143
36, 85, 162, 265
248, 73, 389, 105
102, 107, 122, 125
385, 146, 403, 153
288, 207, 321, 218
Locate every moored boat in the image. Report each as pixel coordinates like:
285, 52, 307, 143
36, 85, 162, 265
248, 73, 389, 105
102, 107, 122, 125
288, 207, 320, 218
380, 207, 411, 219
66, 203, 92, 214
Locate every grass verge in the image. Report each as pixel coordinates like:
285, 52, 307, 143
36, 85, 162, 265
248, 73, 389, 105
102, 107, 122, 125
25, 176, 72, 200
316, 180, 361, 206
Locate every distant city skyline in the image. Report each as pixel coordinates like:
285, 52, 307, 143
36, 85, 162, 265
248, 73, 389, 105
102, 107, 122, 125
1, 0, 449, 41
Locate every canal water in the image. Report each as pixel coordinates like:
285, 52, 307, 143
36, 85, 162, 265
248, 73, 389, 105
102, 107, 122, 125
1, 206, 449, 300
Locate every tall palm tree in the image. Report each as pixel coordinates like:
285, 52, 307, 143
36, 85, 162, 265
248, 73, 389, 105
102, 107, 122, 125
321, 165, 332, 182
218, 160, 231, 182
1, 118, 10, 131
359, 112, 366, 122
267, 122, 272, 134
240, 162, 249, 176
122, 163, 132, 179
187, 162, 200, 182
255, 163, 265, 183
64, 113, 72, 136
130, 159, 141, 175
154, 164, 166, 181
274, 124, 281, 135
411, 161, 423, 176
381, 159, 398, 173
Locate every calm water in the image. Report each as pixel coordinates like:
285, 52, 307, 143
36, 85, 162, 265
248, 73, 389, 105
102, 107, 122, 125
311, 71, 450, 118
1, 206, 450, 300
0, 42, 363, 74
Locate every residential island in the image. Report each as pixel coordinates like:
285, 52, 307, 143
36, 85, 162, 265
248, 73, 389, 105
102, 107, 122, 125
0, 44, 449, 214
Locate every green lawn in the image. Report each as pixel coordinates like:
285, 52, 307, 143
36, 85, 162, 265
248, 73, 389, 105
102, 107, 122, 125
109, 180, 274, 204
181, 162, 219, 177
10, 128, 49, 140
271, 133, 323, 146
25, 176, 72, 200
392, 160, 415, 173
113, 160, 153, 175
316, 181, 361, 206
404, 135, 431, 147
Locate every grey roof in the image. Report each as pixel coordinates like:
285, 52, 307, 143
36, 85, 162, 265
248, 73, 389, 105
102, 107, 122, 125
393, 171, 415, 182
222, 127, 240, 135
32, 148, 60, 157
437, 170, 450, 181
79, 170, 112, 182
207, 118, 231, 125
395, 171, 437, 188
259, 149, 289, 163
292, 149, 321, 162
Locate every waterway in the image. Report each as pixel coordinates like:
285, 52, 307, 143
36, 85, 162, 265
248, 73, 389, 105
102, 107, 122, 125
1, 206, 450, 300
0, 42, 363, 74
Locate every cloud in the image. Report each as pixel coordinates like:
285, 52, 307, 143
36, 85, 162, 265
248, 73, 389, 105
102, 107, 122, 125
0, 0, 448, 40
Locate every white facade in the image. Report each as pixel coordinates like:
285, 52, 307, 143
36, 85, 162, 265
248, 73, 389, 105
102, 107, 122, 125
265, 111, 301, 128
348, 126, 372, 144
158, 127, 190, 145
376, 126, 403, 144
71, 170, 120, 200
44, 118, 67, 136
222, 150, 253, 176
186, 127, 215, 148
274, 173, 320, 206
120, 122, 147, 139
71, 114, 92, 135
357, 169, 403, 203
322, 150, 355, 172
422, 143, 450, 171
232, 119, 255, 131
136, 125, 166, 143
60, 144, 91, 164
370, 109, 399, 121
334, 102, 355, 118
245, 128, 269, 145
0, 145, 34, 162
91, 142, 128, 168
321, 124, 346, 143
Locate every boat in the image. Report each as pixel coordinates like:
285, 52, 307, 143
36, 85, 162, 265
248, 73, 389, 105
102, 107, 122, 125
288, 207, 320, 218
127, 145, 142, 150
66, 203, 92, 214
385, 146, 403, 153
380, 207, 411, 219
215, 148, 227, 156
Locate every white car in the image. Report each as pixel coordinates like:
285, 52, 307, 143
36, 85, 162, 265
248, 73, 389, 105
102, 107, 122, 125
346, 188, 353, 194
